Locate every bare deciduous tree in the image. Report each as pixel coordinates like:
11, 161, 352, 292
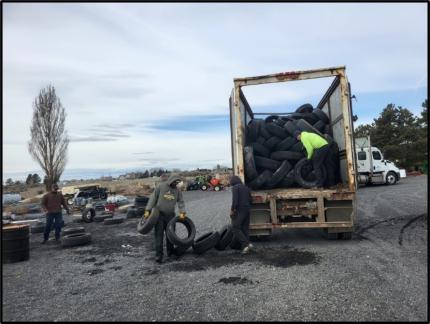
28, 85, 69, 191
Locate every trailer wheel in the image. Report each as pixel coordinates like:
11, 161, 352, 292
386, 171, 397, 185
295, 103, 314, 114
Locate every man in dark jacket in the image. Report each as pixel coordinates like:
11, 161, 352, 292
144, 174, 186, 263
41, 183, 70, 243
230, 175, 253, 254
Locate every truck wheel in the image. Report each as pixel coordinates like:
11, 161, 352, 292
67, 197, 74, 205
296, 119, 323, 136
247, 119, 261, 142
291, 142, 305, 153
82, 208, 96, 223
386, 171, 397, 185
201, 185, 208, 191
284, 121, 299, 136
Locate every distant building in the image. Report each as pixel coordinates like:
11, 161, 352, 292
100, 176, 113, 181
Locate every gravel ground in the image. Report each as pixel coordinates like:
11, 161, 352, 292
2, 176, 428, 322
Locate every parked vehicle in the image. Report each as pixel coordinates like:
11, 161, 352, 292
355, 136, 406, 185
230, 66, 357, 239
62, 183, 108, 205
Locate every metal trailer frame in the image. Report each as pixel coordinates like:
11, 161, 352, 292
229, 66, 357, 237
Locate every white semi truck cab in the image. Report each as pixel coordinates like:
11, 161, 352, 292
355, 136, 406, 185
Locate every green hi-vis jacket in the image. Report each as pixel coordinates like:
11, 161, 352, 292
146, 174, 185, 215
300, 131, 328, 159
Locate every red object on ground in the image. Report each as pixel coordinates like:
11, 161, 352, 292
210, 178, 220, 186
105, 203, 117, 212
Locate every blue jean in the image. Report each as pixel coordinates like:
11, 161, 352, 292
44, 212, 63, 240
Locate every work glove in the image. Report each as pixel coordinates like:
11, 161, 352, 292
144, 210, 150, 218
179, 212, 186, 221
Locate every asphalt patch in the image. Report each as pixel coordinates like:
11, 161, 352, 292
218, 276, 255, 285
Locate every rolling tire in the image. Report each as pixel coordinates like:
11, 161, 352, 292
266, 123, 286, 139
266, 160, 292, 188
249, 170, 273, 190
386, 171, 397, 185
192, 231, 220, 255
104, 217, 125, 225
312, 108, 330, 124
294, 158, 327, 189
244, 146, 259, 181
295, 103, 313, 114
215, 225, 234, 250
284, 121, 299, 136
62, 226, 85, 236
313, 120, 326, 133
264, 136, 282, 150
166, 216, 196, 247
82, 208, 96, 223
270, 151, 304, 161
61, 233, 91, 248
251, 142, 270, 158
275, 137, 296, 151
254, 156, 281, 171
137, 208, 160, 235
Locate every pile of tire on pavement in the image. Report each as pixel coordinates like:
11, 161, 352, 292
244, 103, 340, 189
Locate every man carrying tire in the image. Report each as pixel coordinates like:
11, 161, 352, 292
144, 174, 186, 263
229, 176, 253, 254
294, 130, 335, 188
41, 183, 70, 244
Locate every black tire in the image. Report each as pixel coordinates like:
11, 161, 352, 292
30, 222, 46, 234
266, 123, 286, 139
265, 115, 279, 123
135, 207, 145, 217
126, 208, 137, 219
259, 122, 271, 140
200, 184, 208, 191
249, 170, 273, 190
313, 120, 326, 133
61, 233, 91, 248
323, 124, 332, 136
82, 208, 96, 223
291, 141, 305, 153
256, 136, 266, 145
275, 118, 286, 127
166, 216, 196, 247
280, 169, 297, 188
296, 119, 323, 136
100, 192, 108, 200
302, 112, 319, 124
275, 136, 296, 151
137, 208, 160, 234
271, 151, 304, 161
264, 136, 282, 150
247, 119, 261, 142
294, 158, 327, 188
192, 231, 220, 255
254, 156, 281, 171
251, 143, 270, 158
104, 217, 125, 225
135, 196, 149, 206
386, 171, 398, 185
62, 226, 85, 236
229, 236, 242, 250
215, 225, 234, 250
284, 121, 299, 136
244, 146, 259, 181
172, 245, 190, 256
266, 160, 292, 188
312, 108, 330, 124
295, 103, 313, 114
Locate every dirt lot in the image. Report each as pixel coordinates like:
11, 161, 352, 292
2, 176, 427, 321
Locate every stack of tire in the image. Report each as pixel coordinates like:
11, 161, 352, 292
245, 103, 339, 189
61, 225, 91, 248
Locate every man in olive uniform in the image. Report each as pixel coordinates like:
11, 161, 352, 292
144, 174, 186, 263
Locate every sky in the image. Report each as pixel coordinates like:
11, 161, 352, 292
3, 3, 428, 180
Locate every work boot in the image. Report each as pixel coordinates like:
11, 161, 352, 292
241, 245, 251, 254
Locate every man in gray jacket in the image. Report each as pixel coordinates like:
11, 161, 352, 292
144, 174, 186, 263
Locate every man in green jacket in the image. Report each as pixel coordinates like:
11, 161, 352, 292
294, 130, 335, 187
144, 174, 186, 263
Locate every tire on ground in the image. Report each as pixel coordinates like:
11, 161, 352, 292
249, 170, 273, 190
215, 225, 234, 250
93, 214, 112, 223
192, 231, 220, 255
104, 217, 125, 225
61, 233, 91, 248
62, 226, 85, 236
82, 208, 96, 223
137, 208, 160, 234
166, 216, 196, 247
254, 156, 281, 171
